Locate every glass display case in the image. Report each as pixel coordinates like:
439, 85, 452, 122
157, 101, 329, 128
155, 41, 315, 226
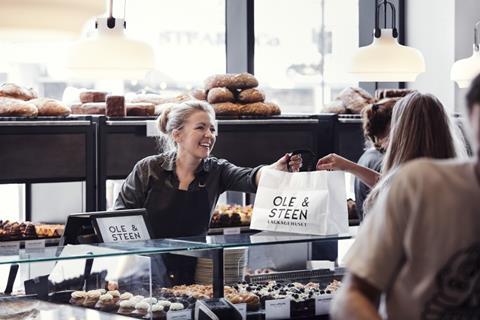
0, 232, 351, 319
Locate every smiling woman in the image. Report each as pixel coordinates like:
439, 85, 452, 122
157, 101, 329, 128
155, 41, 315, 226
114, 100, 302, 239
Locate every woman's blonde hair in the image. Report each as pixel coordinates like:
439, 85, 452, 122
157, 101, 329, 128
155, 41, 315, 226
363, 92, 467, 214
156, 100, 215, 154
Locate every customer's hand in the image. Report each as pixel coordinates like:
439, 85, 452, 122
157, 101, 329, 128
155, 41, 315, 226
271, 153, 303, 172
316, 153, 353, 171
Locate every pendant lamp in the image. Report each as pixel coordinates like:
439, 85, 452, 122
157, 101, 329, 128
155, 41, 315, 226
350, 0, 425, 82
451, 21, 480, 88
65, 0, 155, 80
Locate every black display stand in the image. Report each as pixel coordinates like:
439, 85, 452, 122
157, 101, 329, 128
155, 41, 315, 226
0, 117, 97, 219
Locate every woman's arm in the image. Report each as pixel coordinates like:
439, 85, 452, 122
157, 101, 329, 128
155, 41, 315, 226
316, 153, 380, 188
255, 153, 302, 186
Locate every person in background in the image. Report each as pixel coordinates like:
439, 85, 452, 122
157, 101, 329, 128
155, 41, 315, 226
354, 98, 397, 221
330, 75, 480, 320
115, 100, 302, 239
317, 92, 466, 216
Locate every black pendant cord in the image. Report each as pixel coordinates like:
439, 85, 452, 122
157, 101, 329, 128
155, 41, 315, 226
474, 21, 480, 51
374, 0, 398, 38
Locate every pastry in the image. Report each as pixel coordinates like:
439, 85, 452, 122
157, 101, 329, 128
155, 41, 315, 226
0, 97, 38, 117
95, 293, 116, 311
134, 301, 150, 316
79, 91, 107, 103
29, 98, 71, 116
106, 95, 125, 117
108, 290, 120, 304
237, 88, 265, 103
207, 87, 235, 104
204, 73, 258, 90
191, 89, 207, 101
151, 304, 166, 320
118, 292, 133, 305
156, 300, 172, 312
375, 88, 415, 99
75, 102, 106, 115
83, 290, 101, 308
212, 102, 240, 116
69, 291, 86, 306
117, 300, 135, 315
126, 102, 155, 116
141, 297, 158, 305
242, 101, 281, 116
0, 83, 38, 101
169, 302, 185, 311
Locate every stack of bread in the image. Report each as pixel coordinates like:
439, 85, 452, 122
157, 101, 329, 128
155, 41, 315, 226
0, 83, 70, 117
193, 73, 281, 116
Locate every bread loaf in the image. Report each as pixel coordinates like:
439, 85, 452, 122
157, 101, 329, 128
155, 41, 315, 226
240, 101, 280, 116
0, 97, 38, 116
213, 101, 280, 116
204, 73, 258, 90
207, 87, 235, 104
106, 95, 125, 117
29, 98, 71, 116
191, 89, 207, 101
126, 103, 155, 116
78, 103, 106, 115
79, 91, 107, 103
323, 87, 374, 114
212, 102, 241, 116
237, 88, 265, 103
0, 83, 38, 101
375, 88, 416, 100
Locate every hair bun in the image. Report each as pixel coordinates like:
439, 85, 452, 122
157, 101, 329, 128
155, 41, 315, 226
158, 105, 173, 134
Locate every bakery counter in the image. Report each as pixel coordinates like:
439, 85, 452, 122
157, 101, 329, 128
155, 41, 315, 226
0, 231, 351, 319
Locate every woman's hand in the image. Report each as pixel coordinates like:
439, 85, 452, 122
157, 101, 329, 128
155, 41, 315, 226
271, 153, 303, 172
316, 153, 353, 171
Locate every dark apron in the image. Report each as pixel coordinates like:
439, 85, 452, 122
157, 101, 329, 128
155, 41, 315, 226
144, 179, 211, 286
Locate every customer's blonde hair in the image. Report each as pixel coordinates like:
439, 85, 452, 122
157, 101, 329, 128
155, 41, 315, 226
363, 92, 466, 214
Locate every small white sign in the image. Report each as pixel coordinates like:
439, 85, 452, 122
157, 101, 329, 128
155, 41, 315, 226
0, 241, 20, 252
265, 298, 291, 319
223, 227, 241, 235
95, 216, 150, 242
146, 120, 161, 137
315, 294, 332, 315
167, 309, 192, 320
25, 239, 46, 250
233, 303, 247, 320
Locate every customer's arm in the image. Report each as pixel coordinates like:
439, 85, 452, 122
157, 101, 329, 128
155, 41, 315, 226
316, 153, 380, 187
330, 273, 382, 320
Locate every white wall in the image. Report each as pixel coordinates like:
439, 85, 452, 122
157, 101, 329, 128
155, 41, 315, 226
405, 0, 455, 112
406, 0, 480, 113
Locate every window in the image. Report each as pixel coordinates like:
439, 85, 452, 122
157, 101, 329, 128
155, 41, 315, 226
254, 0, 359, 113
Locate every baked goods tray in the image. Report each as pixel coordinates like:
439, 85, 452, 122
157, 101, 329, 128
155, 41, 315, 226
245, 268, 345, 285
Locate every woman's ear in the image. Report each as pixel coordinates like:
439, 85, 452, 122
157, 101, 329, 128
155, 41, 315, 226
172, 128, 182, 144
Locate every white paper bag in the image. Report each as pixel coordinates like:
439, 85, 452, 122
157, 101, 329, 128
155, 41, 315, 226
250, 168, 348, 235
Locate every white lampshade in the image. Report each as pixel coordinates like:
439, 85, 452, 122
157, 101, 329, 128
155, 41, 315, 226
350, 29, 426, 82
451, 46, 480, 88
65, 17, 155, 80
0, 0, 104, 40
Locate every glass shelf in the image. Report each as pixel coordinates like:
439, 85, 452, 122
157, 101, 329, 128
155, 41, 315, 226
0, 231, 353, 265
0, 239, 212, 265
178, 231, 352, 248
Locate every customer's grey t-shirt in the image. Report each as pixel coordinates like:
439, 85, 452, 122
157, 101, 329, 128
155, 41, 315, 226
354, 148, 384, 221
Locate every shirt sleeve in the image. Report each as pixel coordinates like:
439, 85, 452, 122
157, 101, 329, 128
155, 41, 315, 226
343, 167, 412, 291
217, 159, 263, 194
114, 161, 148, 210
